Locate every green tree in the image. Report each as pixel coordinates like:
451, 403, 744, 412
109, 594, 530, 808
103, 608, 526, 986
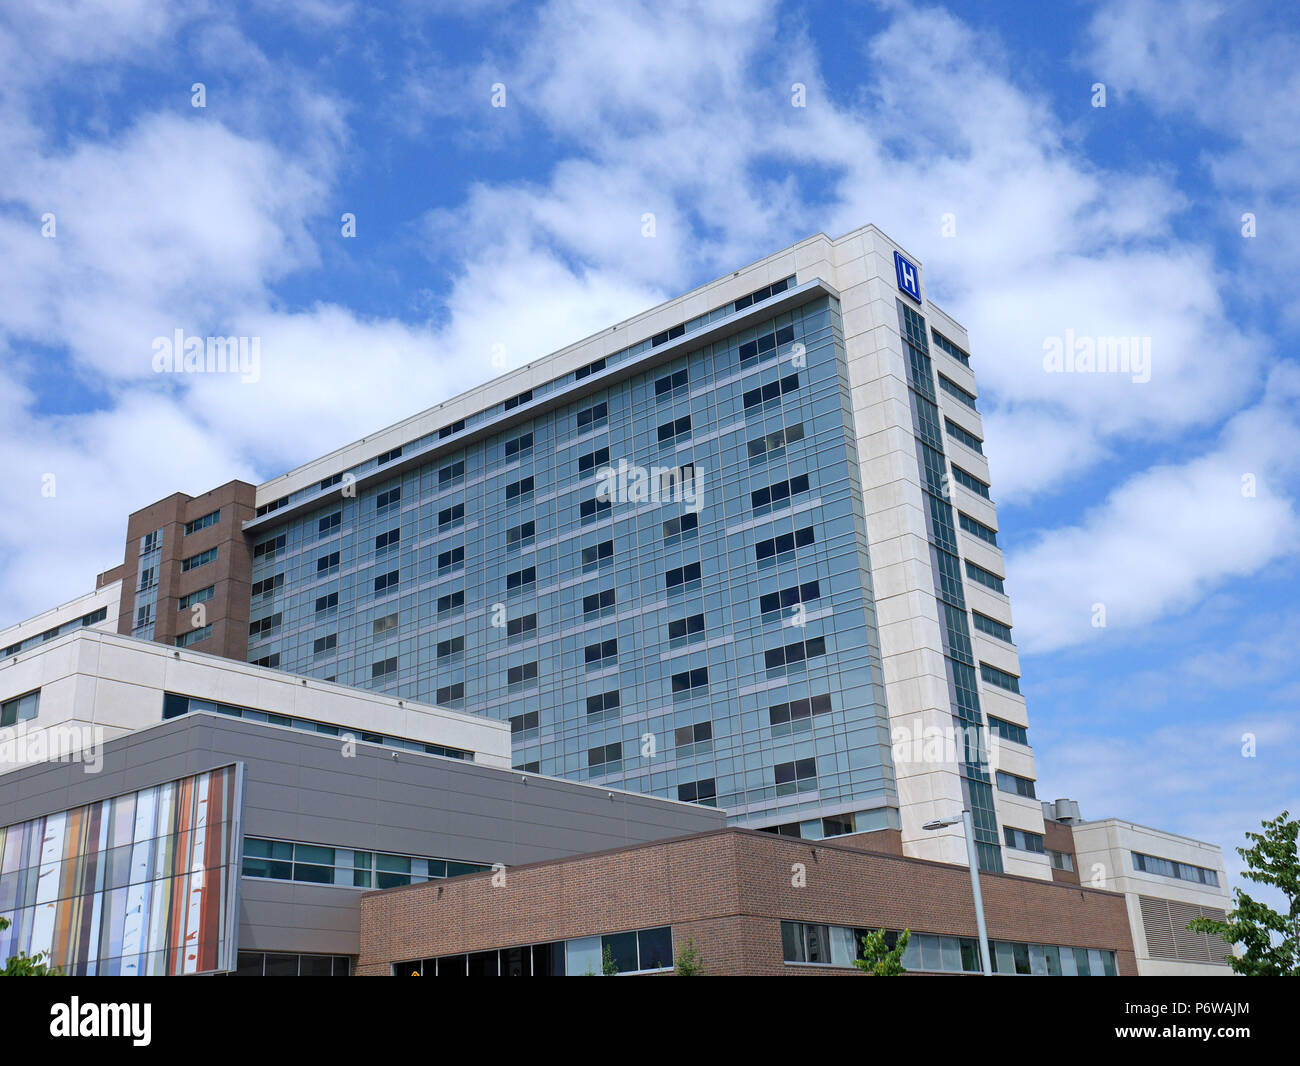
674, 937, 704, 976
601, 944, 619, 976
1187, 810, 1299, 976
853, 928, 910, 976
0, 916, 61, 976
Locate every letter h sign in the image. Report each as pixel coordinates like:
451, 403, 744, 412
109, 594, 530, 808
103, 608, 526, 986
894, 251, 921, 303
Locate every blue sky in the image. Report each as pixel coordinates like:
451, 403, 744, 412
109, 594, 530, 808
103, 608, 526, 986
1, 0, 1297, 886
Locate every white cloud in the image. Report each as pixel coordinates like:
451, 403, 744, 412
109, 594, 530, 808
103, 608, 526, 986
1006, 365, 1300, 653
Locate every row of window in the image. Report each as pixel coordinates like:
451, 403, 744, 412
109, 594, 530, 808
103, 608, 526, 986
233, 952, 350, 977
1131, 851, 1220, 887
242, 837, 491, 889
393, 925, 674, 976
159, 692, 473, 760
781, 921, 1117, 975
2, 607, 109, 658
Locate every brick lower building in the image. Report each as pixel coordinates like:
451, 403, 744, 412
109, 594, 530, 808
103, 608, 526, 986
358, 827, 1137, 976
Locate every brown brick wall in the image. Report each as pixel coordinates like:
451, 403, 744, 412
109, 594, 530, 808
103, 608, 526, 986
1044, 820, 1081, 885
356, 828, 1136, 976
116, 481, 255, 660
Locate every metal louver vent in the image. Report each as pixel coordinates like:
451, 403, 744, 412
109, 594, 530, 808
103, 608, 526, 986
1138, 895, 1229, 964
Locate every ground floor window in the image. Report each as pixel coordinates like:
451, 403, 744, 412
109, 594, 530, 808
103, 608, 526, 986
234, 952, 351, 976
393, 926, 673, 976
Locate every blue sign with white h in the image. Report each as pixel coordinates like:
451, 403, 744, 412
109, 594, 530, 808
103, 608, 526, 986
894, 251, 921, 303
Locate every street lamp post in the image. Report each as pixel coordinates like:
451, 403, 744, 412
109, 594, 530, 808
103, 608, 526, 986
923, 810, 993, 975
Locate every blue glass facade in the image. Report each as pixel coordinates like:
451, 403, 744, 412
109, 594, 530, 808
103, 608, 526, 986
244, 294, 899, 835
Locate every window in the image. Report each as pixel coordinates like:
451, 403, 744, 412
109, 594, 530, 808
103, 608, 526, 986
372, 657, 398, 679
583, 588, 616, 617
251, 573, 283, 599
178, 586, 214, 611
747, 422, 804, 461
315, 592, 338, 613
768, 693, 832, 730
671, 666, 708, 696
255, 496, 288, 518
578, 446, 609, 474
438, 419, 465, 440
184, 510, 220, 535
664, 561, 701, 593
1131, 852, 1220, 887
586, 690, 620, 716
576, 402, 607, 432
580, 497, 611, 524
438, 546, 465, 574
377, 446, 403, 465
972, 611, 1013, 643
319, 512, 341, 538
137, 565, 157, 591
507, 662, 538, 687
662, 512, 699, 543
313, 634, 337, 656
0, 690, 39, 727
135, 603, 153, 629
677, 778, 716, 806
996, 770, 1037, 798
375, 528, 401, 553
582, 541, 613, 573
1004, 826, 1045, 853
951, 465, 991, 499
674, 721, 712, 749
987, 716, 1028, 746
374, 570, 399, 596
507, 566, 536, 594
438, 504, 464, 530
758, 581, 820, 617
765, 635, 827, 673
657, 415, 691, 447
437, 590, 465, 615
373, 613, 399, 636
140, 530, 161, 554
510, 710, 539, 735
733, 276, 791, 312
175, 626, 212, 648
437, 636, 465, 660
575, 357, 606, 380
181, 547, 217, 572
959, 511, 998, 546
506, 521, 535, 550
980, 662, 1021, 694
439, 461, 466, 489
1049, 850, 1075, 872
319, 472, 344, 491
965, 560, 1005, 594
774, 758, 817, 793
587, 742, 621, 768
742, 373, 799, 410
751, 473, 810, 513
655, 368, 688, 398
251, 654, 280, 669
80, 608, 107, 627
317, 551, 340, 575
584, 638, 618, 668
932, 329, 971, 366
939, 373, 978, 410
667, 612, 704, 646
756, 525, 814, 563
945, 419, 983, 454
651, 322, 685, 347
504, 432, 533, 460
504, 389, 533, 411
248, 614, 281, 640
738, 323, 795, 363
507, 613, 537, 640
437, 683, 465, 706
505, 476, 534, 502
253, 534, 285, 561
376, 485, 401, 512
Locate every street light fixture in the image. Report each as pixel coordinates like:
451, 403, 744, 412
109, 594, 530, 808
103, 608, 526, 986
923, 810, 993, 975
